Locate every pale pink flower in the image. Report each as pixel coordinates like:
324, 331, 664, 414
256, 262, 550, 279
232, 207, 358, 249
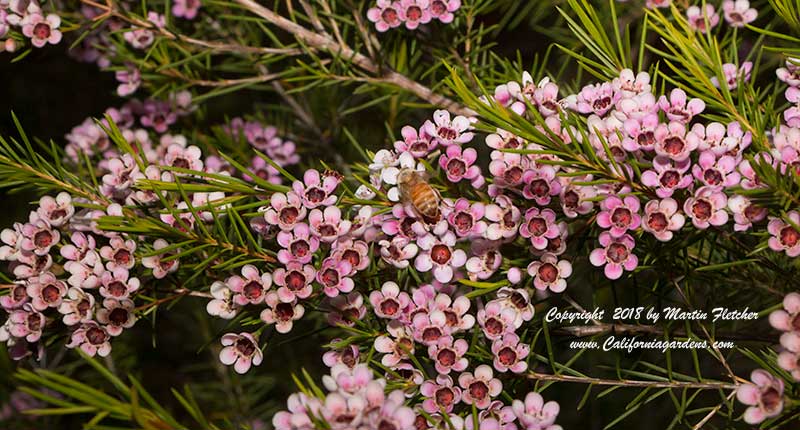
26, 271, 67, 311
423, 110, 474, 146
711, 62, 752, 90
654, 121, 700, 161
141, 239, 179, 279
274, 261, 315, 302
317, 257, 354, 297
36, 192, 73, 227
98, 267, 140, 300
722, 0, 757, 27
512, 392, 562, 430
206, 281, 238, 319
769, 293, 800, 333
727, 195, 766, 232
683, 186, 729, 229
657, 88, 705, 123
412, 309, 450, 345
477, 301, 517, 340
687, 4, 719, 33
219, 332, 263, 374
172, 0, 201, 19
0, 283, 29, 310
277, 223, 319, 264
567, 82, 618, 116
736, 369, 784, 424
458, 365, 502, 409
260, 292, 305, 333
491, 333, 530, 373
642, 198, 685, 241
308, 206, 351, 243
484, 195, 521, 240
264, 192, 307, 231
428, 0, 461, 23
399, 0, 431, 30
379, 236, 419, 269
622, 113, 659, 151
597, 195, 641, 238
327, 292, 367, 327
589, 232, 638, 280
641, 156, 693, 198
415, 231, 466, 283
367, 0, 403, 32
427, 336, 468, 374
99, 236, 137, 270
67, 321, 111, 357
768, 211, 800, 257
495, 287, 535, 327
21, 13, 62, 47
227, 264, 272, 306
439, 145, 483, 187
522, 166, 561, 205
370, 281, 411, 320
519, 207, 560, 250
96, 298, 136, 336
292, 169, 341, 209
57, 287, 95, 326
527, 253, 572, 293
465, 240, 502, 281
19, 217, 59, 256
421, 374, 461, 413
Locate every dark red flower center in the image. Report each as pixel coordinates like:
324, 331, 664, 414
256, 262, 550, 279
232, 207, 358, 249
341, 347, 357, 367
647, 212, 668, 232
318, 224, 337, 237
409, 139, 430, 154
528, 179, 549, 197
407, 6, 422, 20
12, 285, 26, 302
510, 292, 528, 309
305, 187, 326, 204
286, 271, 306, 291
235, 338, 256, 356
414, 415, 428, 430
527, 216, 547, 236
108, 308, 129, 325
611, 207, 632, 228
51, 209, 68, 220
761, 387, 782, 412
275, 302, 295, 320
107, 281, 127, 297
243, 280, 263, 300
484, 317, 504, 335
77, 299, 91, 315
660, 170, 680, 188
703, 169, 723, 185
435, 387, 455, 407
637, 131, 655, 147
469, 381, 489, 400
86, 326, 107, 345
378, 420, 398, 430
290, 240, 310, 257
663, 136, 685, 155
592, 97, 611, 112
42, 284, 61, 303
744, 204, 765, 221
437, 348, 456, 366
320, 268, 340, 287
537, 262, 558, 283
431, 0, 446, 15
498, 346, 517, 365
453, 212, 473, 233
444, 309, 459, 327
431, 244, 452, 265
503, 166, 523, 185
780, 226, 800, 248
279, 206, 299, 224
422, 326, 442, 342
382, 7, 399, 24
446, 159, 467, 177
607, 242, 629, 264
27, 314, 42, 331
114, 249, 132, 266
34, 230, 53, 248
172, 157, 190, 169
379, 298, 400, 316
437, 127, 458, 141
692, 199, 712, 220
33, 22, 51, 40
563, 190, 579, 209
341, 249, 360, 267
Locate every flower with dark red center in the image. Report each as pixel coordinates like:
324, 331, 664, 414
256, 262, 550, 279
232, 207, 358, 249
99, 267, 140, 300
370, 281, 411, 320
657, 88, 705, 123
519, 207, 560, 250
367, 0, 403, 32
141, 239, 180, 279
415, 231, 466, 283
276, 223, 319, 265
264, 191, 308, 231
458, 365, 502, 409
375, 321, 416, 367
26, 271, 67, 311
477, 301, 517, 340
67, 321, 111, 357
274, 261, 315, 302
421, 374, 462, 413
589, 232, 638, 280
37, 192, 73, 227
527, 252, 572, 293
99, 236, 137, 270
768, 211, 800, 257
57, 287, 95, 326
308, 206, 351, 243
597, 195, 641, 238
654, 121, 700, 162
641, 156, 693, 198
317, 257, 354, 298
736, 369, 784, 424
438, 145, 484, 187
291, 169, 340, 209
641, 198, 685, 241
261, 292, 305, 334
225, 264, 272, 306
446, 198, 487, 237
427, 336, 469, 374
428, 0, 461, 23
683, 186, 728, 229
411, 310, 451, 346
21, 13, 62, 48
491, 333, 530, 373
220, 332, 263, 374
20, 217, 60, 257
327, 292, 367, 327
96, 298, 136, 336
522, 167, 561, 206
399, 0, 432, 29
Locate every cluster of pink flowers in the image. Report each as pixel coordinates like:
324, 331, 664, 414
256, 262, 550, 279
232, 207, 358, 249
275, 344, 563, 430
630, 0, 759, 29
0, 0, 63, 52
367, 0, 461, 32
0, 193, 141, 359
770, 293, 800, 381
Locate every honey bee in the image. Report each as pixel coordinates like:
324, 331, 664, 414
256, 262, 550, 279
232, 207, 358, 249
397, 168, 442, 224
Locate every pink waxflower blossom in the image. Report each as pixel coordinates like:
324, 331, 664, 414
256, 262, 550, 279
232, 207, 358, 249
412, 309, 450, 345
589, 232, 638, 280
711, 62, 752, 90
654, 121, 700, 161
141, 239, 179, 279
484, 195, 521, 240
559, 178, 596, 218
227, 264, 272, 306
67, 321, 111, 357
421, 374, 461, 413
491, 333, 530, 373
115, 64, 141, 97
641, 198, 685, 241
317, 257, 354, 297
399, 0, 431, 30
220, 332, 263, 374
692, 152, 741, 188
164, 144, 203, 171
11, 251, 52, 280
519, 207, 560, 250
722, 0, 757, 27
641, 156, 693, 198
465, 240, 502, 281
99, 236, 136, 270
57, 287, 95, 326
140, 100, 178, 133
458, 365, 502, 409
261, 292, 304, 334
428, 0, 461, 23
332, 239, 370, 274
6, 304, 45, 343
19, 216, 59, 256
98, 267, 140, 300
736, 369, 784, 424
687, 4, 719, 33
379, 236, 419, 269
522, 166, 561, 205
26, 272, 67, 311
277, 223, 319, 264
446, 198, 487, 237
778, 346, 800, 381
323, 340, 360, 368
597, 195, 641, 238
309, 206, 351, 243
96, 298, 136, 336
396, 125, 436, 158
489, 151, 529, 189
375, 321, 416, 367
264, 192, 308, 231
415, 231, 466, 283
567, 82, 618, 117
22, 13, 62, 47
768, 211, 800, 257
37, 192, 73, 227
527, 253, 572, 293
477, 301, 517, 340
367, 0, 403, 32
769, 293, 800, 333
429, 293, 474, 333
274, 261, 315, 302
495, 287, 535, 327
646, 0, 670, 8
727, 195, 766, 232
777, 58, 800, 87
424, 110, 474, 146
427, 336, 468, 374
327, 292, 367, 327
658, 89, 705, 123
684, 186, 729, 229
439, 145, 483, 187
0, 283, 29, 310
370, 281, 411, 320
172, 0, 201, 19
486, 129, 525, 151
206, 281, 238, 320
292, 169, 340, 208
622, 113, 659, 152
613, 69, 652, 97
244, 156, 281, 184
512, 392, 562, 430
